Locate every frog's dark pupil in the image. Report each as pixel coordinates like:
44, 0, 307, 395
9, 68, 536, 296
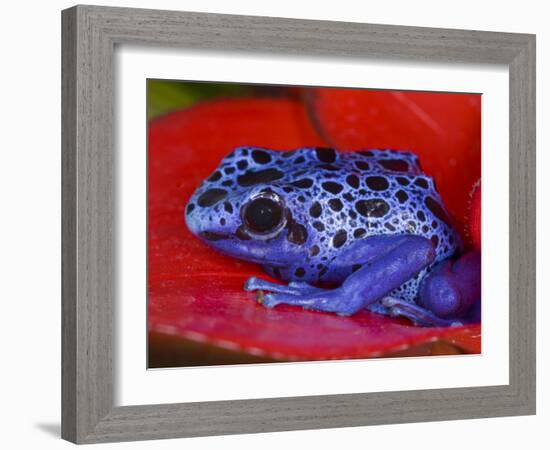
244, 198, 282, 233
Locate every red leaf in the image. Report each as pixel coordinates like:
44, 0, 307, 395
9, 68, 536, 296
149, 277, 481, 361
148, 95, 481, 364
308, 88, 481, 246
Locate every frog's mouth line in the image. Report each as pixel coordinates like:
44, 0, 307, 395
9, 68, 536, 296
198, 231, 228, 241
197, 230, 289, 268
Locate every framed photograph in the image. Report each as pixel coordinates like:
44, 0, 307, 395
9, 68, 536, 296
62, 5, 535, 444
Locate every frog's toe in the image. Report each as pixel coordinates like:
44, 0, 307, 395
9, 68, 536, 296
261, 292, 311, 309
244, 277, 286, 293
243, 276, 261, 291
262, 293, 283, 308
244, 276, 321, 296
254, 289, 365, 315
381, 297, 462, 327
262, 293, 320, 309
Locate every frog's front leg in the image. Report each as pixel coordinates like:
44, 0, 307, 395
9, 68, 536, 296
246, 235, 435, 316
382, 251, 481, 326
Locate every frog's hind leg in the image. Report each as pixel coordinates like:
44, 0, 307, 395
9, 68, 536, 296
382, 251, 481, 326
248, 235, 435, 316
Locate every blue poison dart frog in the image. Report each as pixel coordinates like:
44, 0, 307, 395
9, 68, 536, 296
185, 147, 481, 327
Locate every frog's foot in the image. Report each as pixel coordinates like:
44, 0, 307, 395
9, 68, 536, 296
261, 289, 364, 315
381, 297, 463, 327
244, 276, 322, 297
382, 250, 481, 327
245, 278, 364, 314
418, 250, 481, 325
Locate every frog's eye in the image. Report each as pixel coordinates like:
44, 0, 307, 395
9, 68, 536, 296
242, 193, 286, 237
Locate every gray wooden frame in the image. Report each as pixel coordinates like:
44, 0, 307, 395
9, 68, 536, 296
61, 4, 536, 444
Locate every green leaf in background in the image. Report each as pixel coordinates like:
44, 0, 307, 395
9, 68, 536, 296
147, 80, 250, 120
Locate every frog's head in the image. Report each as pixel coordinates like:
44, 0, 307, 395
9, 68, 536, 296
185, 147, 310, 266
